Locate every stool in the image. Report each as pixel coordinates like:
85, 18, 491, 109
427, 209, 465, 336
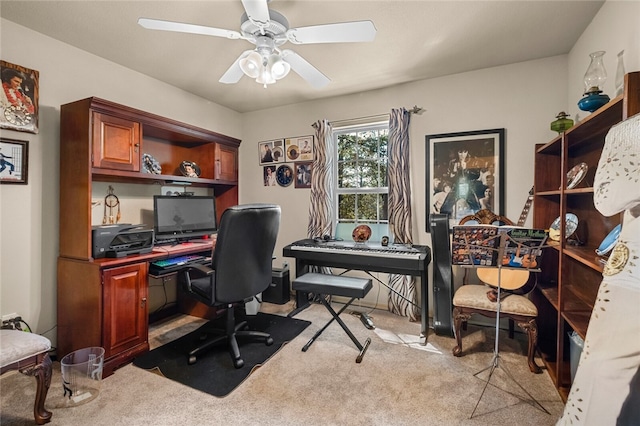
0, 329, 53, 424
293, 272, 373, 363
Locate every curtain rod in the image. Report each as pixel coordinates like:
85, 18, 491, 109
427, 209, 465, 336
313, 105, 425, 129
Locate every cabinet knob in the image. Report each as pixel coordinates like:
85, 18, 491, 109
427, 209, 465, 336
134, 143, 140, 153
141, 297, 147, 307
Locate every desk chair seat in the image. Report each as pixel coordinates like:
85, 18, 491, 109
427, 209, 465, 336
293, 273, 373, 363
178, 204, 281, 369
452, 284, 541, 373
0, 330, 53, 424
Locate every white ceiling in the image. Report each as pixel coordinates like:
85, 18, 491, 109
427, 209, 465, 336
1, 0, 604, 113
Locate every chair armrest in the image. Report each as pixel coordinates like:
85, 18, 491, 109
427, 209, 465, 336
179, 263, 215, 294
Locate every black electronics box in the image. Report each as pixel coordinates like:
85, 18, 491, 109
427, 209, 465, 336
264, 266, 290, 304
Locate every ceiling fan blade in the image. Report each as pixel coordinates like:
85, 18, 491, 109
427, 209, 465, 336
138, 18, 242, 40
286, 21, 377, 44
219, 51, 253, 84
241, 0, 270, 27
281, 50, 330, 89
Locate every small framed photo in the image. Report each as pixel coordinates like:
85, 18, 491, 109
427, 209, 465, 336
294, 162, 312, 188
0, 138, 28, 184
259, 139, 284, 165
1, 60, 39, 134
263, 165, 277, 187
285, 135, 314, 162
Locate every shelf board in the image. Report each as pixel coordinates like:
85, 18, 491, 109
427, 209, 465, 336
539, 287, 559, 310
566, 95, 623, 144
536, 190, 561, 196
562, 311, 591, 340
563, 246, 606, 272
564, 187, 594, 195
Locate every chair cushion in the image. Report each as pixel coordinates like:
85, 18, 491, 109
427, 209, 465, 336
293, 273, 372, 299
0, 330, 51, 368
453, 285, 537, 316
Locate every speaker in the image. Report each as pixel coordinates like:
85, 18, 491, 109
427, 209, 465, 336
430, 214, 454, 337
263, 266, 291, 304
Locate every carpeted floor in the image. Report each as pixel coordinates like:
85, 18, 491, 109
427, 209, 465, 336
1, 302, 565, 425
133, 312, 311, 397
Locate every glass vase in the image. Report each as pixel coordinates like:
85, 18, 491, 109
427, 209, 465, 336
615, 50, 626, 96
583, 51, 607, 94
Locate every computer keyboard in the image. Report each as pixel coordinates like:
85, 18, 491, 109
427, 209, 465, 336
149, 254, 209, 275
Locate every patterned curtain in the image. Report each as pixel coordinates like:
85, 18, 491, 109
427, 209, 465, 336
387, 108, 419, 320
306, 120, 335, 282
308, 119, 335, 239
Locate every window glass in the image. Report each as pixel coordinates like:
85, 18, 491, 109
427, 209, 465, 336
333, 123, 389, 239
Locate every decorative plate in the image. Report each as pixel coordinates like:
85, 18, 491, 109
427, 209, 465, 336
352, 225, 372, 243
142, 153, 162, 174
272, 146, 284, 163
549, 213, 579, 241
567, 162, 588, 189
276, 164, 294, 187
287, 145, 300, 161
596, 224, 622, 256
179, 160, 201, 178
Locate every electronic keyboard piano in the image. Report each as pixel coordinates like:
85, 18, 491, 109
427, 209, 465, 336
283, 239, 432, 341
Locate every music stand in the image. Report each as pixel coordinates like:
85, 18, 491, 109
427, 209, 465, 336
454, 230, 550, 418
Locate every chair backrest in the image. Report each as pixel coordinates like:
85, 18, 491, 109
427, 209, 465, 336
212, 204, 281, 303
458, 209, 514, 286
459, 208, 514, 226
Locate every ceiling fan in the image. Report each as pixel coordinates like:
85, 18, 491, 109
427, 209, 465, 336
138, 0, 376, 88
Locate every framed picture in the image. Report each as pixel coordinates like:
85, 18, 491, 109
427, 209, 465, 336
258, 139, 284, 165
1, 61, 39, 134
294, 161, 312, 188
285, 135, 314, 162
0, 138, 28, 184
263, 165, 277, 187
425, 128, 505, 231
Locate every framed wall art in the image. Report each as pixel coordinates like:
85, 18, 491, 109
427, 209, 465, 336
425, 128, 504, 231
285, 135, 314, 162
0, 137, 28, 184
1, 60, 39, 134
258, 139, 284, 165
294, 161, 312, 188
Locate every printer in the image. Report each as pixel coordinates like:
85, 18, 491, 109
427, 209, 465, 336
92, 224, 154, 258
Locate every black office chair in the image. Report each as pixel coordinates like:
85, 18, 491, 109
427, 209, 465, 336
178, 204, 281, 368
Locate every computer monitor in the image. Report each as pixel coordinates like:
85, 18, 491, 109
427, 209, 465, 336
153, 195, 217, 242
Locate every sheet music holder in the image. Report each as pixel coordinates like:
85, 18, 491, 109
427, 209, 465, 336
451, 225, 550, 418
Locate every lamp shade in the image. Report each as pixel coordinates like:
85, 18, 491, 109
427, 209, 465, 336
239, 51, 262, 79
583, 51, 607, 94
267, 54, 291, 80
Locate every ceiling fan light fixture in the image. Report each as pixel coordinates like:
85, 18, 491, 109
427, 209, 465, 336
268, 54, 291, 80
256, 66, 276, 87
239, 51, 262, 78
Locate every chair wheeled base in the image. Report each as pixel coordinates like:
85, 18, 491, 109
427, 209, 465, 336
293, 273, 372, 363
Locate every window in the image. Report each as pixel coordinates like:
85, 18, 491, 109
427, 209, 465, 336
333, 122, 389, 240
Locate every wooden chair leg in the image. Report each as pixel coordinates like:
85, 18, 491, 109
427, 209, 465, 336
20, 353, 53, 424
518, 318, 542, 374
452, 307, 471, 357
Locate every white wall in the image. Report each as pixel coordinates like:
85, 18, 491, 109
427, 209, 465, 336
0, 19, 242, 344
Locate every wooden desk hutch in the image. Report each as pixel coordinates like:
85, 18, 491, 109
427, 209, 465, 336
57, 97, 240, 376
532, 72, 640, 400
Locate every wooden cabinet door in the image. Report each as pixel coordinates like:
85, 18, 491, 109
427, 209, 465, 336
215, 143, 238, 182
102, 263, 148, 358
92, 112, 141, 171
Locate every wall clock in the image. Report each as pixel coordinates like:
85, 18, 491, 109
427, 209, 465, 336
3, 105, 32, 127
276, 164, 293, 187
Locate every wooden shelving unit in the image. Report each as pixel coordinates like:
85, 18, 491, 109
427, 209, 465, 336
531, 72, 640, 401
